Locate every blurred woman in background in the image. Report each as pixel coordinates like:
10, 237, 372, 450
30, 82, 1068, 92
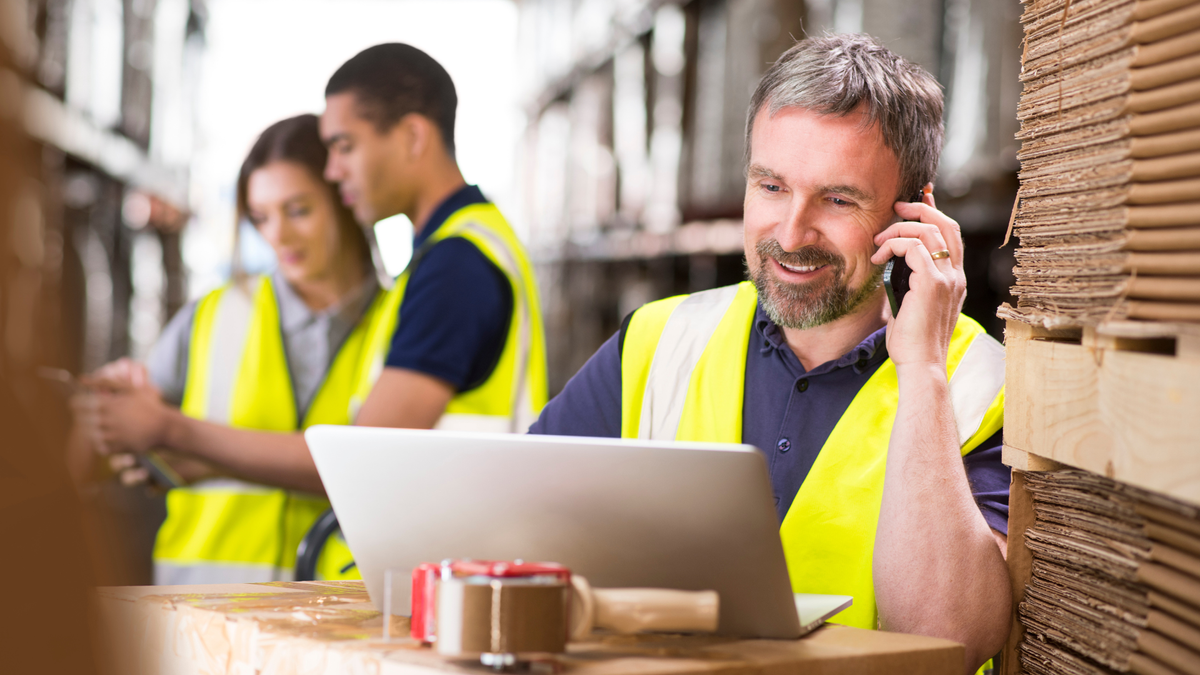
73, 113, 384, 583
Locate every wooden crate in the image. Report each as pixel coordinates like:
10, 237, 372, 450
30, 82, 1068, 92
1003, 319, 1200, 505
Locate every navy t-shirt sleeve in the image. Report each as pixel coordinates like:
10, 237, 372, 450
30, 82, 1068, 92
963, 429, 1010, 535
384, 238, 513, 392
527, 330, 623, 437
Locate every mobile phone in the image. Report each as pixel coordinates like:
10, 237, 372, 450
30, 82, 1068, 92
39, 367, 183, 489
882, 190, 927, 318
883, 257, 911, 318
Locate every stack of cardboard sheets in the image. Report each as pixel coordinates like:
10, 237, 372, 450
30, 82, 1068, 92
1019, 470, 1200, 675
1003, 0, 1200, 324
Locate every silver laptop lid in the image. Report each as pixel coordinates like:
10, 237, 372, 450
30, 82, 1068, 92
305, 426, 801, 638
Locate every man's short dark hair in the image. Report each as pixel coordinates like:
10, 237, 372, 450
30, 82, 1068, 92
326, 43, 457, 155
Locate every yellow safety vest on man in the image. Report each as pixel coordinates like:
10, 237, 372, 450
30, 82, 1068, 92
350, 202, 549, 433
154, 202, 547, 584
618, 281, 1005, 630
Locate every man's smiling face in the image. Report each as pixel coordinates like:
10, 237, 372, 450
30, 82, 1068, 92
743, 104, 902, 330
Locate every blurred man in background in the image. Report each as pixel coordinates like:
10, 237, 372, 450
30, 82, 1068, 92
321, 43, 547, 433
530, 34, 1010, 673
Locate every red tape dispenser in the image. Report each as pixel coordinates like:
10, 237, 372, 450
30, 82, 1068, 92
412, 559, 719, 669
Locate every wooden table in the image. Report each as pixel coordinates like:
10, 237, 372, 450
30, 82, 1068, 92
94, 581, 964, 675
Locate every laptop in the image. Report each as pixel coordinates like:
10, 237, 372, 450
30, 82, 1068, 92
305, 426, 851, 639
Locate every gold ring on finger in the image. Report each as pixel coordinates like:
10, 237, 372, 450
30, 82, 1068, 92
930, 249, 951, 260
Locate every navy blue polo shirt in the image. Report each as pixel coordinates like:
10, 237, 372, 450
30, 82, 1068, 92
529, 303, 1010, 534
384, 185, 513, 391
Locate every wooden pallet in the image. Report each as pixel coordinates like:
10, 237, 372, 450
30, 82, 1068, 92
1000, 318, 1200, 674
1004, 319, 1200, 506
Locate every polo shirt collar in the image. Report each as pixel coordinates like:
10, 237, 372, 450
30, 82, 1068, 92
753, 303, 887, 375
271, 271, 379, 333
413, 184, 489, 249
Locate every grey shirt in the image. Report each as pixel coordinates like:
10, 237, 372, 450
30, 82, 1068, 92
147, 272, 379, 421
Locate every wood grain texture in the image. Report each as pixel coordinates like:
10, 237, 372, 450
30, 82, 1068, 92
1004, 320, 1200, 506
1002, 445, 1070, 472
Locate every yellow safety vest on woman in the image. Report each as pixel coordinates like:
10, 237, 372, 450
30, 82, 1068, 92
619, 281, 1005, 631
154, 202, 547, 584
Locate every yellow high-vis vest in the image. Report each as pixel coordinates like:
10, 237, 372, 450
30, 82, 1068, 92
154, 202, 547, 584
349, 202, 549, 433
619, 281, 1005, 631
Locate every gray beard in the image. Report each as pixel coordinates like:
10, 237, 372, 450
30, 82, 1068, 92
748, 239, 883, 330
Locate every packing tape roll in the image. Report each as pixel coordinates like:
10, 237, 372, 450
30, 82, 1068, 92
435, 577, 569, 656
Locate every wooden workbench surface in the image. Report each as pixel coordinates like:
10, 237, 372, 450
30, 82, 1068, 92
94, 581, 963, 675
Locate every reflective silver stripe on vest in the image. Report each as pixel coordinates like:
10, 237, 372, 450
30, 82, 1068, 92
457, 221, 534, 433
205, 283, 255, 424
948, 332, 1006, 446
154, 561, 291, 585
183, 477, 278, 495
639, 285, 742, 440
434, 413, 514, 434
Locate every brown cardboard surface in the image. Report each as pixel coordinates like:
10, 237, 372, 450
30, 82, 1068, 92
1148, 609, 1200, 649
1011, 468, 1200, 673
1022, 637, 1113, 675
1001, 470, 1035, 675
1132, 127, 1200, 157
1129, 203, 1200, 228
1132, 101, 1200, 136
1008, 0, 1200, 326
1129, 652, 1190, 675
1020, 1, 1200, 86
1134, 27, 1200, 67
1135, 0, 1200, 23
1128, 300, 1200, 321
1152, 591, 1200, 629
1139, 501, 1200, 536
1133, 53, 1200, 90
94, 581, 965, 675
1021, 141, 1130, 177
1130, 75, 1200, 116
1018, 168, 1200, 203
1128, 177, 1200, 203
1131, 151, 1200, 180
1135, 629, 1200, 674
1125, 252, 1200, 274
1128, 277, 1200, 301
1150, 512, 1200, 556
1023, 0, 1132, 58
1151, 542, 1200, 578
1023, 29, 1130, 84
1132, 1, 1200, 43
1124, 227, 1200, 251
1139, 562, 1200, 608
1020, 53, 1200, 121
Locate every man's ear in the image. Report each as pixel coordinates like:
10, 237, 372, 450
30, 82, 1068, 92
394, 113, 434, 162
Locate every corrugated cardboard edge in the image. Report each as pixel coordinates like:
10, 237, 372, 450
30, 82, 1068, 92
1000, 469, 1038, 675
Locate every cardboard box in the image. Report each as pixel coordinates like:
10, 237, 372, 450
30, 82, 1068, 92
94, 581, 965, 675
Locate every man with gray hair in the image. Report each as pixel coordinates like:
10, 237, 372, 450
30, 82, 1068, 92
530, 34, 1009, 671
